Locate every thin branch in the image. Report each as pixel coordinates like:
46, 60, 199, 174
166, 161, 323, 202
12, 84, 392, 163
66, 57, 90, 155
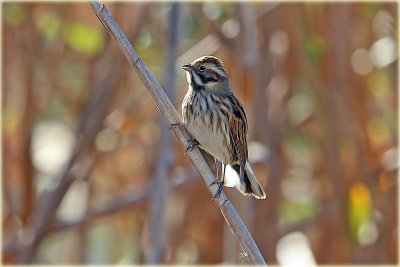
50, 168, 200, 233
2, 168, 200, 257
88, 1, 267, 265
145, 3, 183, 263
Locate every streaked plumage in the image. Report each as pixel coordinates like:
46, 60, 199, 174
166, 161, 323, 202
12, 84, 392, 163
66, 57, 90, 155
182, 56, 266, 199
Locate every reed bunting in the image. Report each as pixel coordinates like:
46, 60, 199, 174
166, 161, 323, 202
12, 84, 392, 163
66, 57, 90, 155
181, 56, 266, 200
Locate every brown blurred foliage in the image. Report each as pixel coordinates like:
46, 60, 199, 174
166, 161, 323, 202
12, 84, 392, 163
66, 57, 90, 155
2, 2, 398, 265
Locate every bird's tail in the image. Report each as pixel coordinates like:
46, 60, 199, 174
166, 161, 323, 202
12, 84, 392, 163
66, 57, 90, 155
225, 162, 266, 199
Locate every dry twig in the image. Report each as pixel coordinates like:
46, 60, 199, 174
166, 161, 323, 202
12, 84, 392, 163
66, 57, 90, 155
88, 1, 267, 265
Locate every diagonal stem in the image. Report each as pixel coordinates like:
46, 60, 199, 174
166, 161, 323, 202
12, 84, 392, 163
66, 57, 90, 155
88, 1, 267, 265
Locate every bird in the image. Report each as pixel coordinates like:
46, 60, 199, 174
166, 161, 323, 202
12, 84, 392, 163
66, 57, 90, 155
180, 55, 266, 200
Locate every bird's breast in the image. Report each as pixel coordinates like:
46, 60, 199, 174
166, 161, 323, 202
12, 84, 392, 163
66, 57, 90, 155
182, 92, 234, 164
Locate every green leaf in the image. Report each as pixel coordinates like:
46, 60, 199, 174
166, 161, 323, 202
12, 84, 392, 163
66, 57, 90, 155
278, 199, 320, 224
37, 12, 61, 40
63, 23, 105, 55
305, 34, 325, 63
4, 3, 27, 26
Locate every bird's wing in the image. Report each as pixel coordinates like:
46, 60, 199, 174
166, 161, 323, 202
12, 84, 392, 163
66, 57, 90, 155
228, 94, 248, 168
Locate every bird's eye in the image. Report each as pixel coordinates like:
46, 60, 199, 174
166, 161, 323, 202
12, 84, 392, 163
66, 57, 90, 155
199, 65, 207, 71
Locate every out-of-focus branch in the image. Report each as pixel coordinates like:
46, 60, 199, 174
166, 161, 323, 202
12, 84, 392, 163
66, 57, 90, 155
88, 1, 267, 265
15, 5, 147, 263
2, 153, 97, 262
145, 3, 184, 264
236, 3, 260, 69
176, 3, 278, 68
50, 168, 199, 233
19, 12, 37, 226
193, 4, 236, 50
3, 168, 200, 257
15, 71, 112, 263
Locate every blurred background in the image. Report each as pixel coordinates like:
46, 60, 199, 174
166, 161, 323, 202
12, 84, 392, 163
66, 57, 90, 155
2, 1, 398, 265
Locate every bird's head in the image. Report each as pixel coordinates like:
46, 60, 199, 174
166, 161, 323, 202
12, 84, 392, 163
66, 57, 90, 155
182, 56, 230, 93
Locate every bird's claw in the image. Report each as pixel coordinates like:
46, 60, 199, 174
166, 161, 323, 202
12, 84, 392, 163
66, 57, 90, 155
169, 122, 180, 129
209, 180, 218, 187
185, 138, 199, 154
210, 180, 224, 201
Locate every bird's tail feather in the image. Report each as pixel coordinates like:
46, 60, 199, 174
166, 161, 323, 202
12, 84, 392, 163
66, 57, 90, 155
225, 162, 266, 199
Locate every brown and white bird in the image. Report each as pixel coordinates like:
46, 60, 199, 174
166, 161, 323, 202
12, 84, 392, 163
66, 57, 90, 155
181, 56, 266, 199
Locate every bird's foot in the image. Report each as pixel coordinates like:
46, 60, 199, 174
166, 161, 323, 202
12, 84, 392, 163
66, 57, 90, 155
169, 122, 180, 129
185, 138, 199, 154
210, 180, 224, 201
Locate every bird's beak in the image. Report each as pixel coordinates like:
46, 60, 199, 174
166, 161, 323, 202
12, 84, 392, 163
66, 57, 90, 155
182, 64, 192, 72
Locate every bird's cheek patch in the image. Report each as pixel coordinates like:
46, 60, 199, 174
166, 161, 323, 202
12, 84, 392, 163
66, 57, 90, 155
192, 72, 204, 86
